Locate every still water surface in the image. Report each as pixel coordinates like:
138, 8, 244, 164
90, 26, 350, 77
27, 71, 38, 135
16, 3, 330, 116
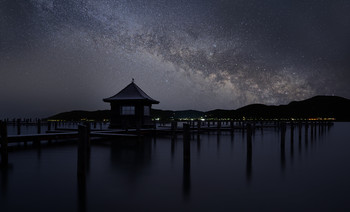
1, 123, 350, 211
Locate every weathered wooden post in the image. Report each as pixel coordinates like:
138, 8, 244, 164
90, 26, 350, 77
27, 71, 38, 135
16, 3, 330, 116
217, 120, 221, 130
0, 121, 9, 166
37, 119, 41, 134
47, 121, 51, 131
183, 123, 191, 197
197, 121, 201, 133
171, 121, 177, 136
17, 119, 21, 135
183, 123, 190, 138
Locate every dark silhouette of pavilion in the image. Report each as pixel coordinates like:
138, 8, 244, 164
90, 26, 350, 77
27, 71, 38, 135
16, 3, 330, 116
103, 79, 159, 129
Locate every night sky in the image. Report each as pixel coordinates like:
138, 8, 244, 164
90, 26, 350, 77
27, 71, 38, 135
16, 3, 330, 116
1, 0, 350, 118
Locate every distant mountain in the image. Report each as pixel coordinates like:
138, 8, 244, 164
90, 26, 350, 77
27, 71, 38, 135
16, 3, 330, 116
233, 96, 350, 120
47, 96, 350, 121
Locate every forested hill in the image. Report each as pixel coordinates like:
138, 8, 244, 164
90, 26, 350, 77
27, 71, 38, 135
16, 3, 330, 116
47, 96, 350, 121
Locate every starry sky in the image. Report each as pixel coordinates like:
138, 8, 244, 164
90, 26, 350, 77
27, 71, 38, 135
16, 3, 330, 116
1, 0, 350, 118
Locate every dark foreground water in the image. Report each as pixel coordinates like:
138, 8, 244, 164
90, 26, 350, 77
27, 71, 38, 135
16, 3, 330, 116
1, 123, 350, 212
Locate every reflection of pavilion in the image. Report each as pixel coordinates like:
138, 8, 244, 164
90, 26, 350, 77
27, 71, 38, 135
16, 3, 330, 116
110, 137, 153, 181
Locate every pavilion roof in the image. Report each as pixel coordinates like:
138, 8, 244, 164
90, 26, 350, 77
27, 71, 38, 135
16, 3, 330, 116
103, 80, 159, 104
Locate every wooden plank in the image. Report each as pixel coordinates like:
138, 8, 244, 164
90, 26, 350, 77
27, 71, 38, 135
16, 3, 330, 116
7, 132, 78, 143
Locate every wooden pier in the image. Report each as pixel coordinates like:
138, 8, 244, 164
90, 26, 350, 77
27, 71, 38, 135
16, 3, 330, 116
0, 119, 334, 145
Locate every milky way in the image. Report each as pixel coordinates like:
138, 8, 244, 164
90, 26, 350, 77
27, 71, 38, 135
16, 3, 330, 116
1, 0, 350, 118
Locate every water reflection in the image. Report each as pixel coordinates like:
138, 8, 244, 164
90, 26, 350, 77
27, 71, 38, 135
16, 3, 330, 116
171, 135, 176, 159
281, 123, 286, 172
217, 132, 221, 153
196, 134, 201, 154
246, 134, 252, 183
77, 136, 90, 212
0, 122, 340, 211
0, 157, 11, 197
110, 137, 152, 181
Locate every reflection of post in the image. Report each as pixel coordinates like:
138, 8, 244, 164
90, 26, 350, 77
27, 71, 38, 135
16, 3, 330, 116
197, 133, 201, 154
171, 135, 176, 158
246, 124, 252, 182
77, 169, 87, 212
230, 121, 234, 133
311, 122, 314, 137
305, 121, 309, 150
0, 161, 9, 197
183, 124, 191, 199
77, 124, 90, 212
217, 132, 221, 152
0, 121, 8, 166
242, 122, 245, 137
281, 122, 286, 171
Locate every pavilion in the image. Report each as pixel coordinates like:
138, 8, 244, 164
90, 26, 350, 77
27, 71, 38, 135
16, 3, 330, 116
103, 79, 159, 129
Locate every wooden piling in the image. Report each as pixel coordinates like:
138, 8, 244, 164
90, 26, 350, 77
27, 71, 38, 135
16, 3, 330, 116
171, 121, 177, 136
230, 121, 234, 132
17, 119, 21, 135
37, 119, 41, 134
48, 121, 51, 131
183, 123, 190, 138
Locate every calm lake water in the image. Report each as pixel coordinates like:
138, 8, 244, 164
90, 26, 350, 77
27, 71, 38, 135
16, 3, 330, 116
1, 123, 350, 212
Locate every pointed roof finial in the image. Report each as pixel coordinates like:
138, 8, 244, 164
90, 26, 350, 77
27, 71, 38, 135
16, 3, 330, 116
132, 78, 134, 83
